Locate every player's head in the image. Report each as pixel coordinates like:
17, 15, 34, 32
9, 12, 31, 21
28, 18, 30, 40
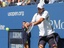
37, 3, 44, 14
22, 21, 26, 26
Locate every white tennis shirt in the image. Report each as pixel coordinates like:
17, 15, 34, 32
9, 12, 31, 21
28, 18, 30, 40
31, 10, 55, 36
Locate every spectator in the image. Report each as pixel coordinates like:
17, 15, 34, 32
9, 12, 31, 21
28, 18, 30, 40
16, 0, 23, 6
16, 0, 26, 6
2, 1, 6, 7
18, 0, 21, 3
9, 0, 17, 6
14, 0, 21, 3
0, 0, 3, 2
54, 0, 64, 3
48, 0, 64, 4
7, 0, 11, 4
21, 0, 27, 6
39, 0, 45, 4
40, 0, 64, 4
31, 0, 39, 5
49, 0, 57, 4
5, 0, 9, 6
26, 0, 31, 5
0, 1, 2, 7
44, 0, 49, 4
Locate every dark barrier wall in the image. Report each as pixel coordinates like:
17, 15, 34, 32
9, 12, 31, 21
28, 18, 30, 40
0, 3, 64, 48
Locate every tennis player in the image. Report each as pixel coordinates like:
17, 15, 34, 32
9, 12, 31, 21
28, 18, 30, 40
30, 3, 59, 48
22, 21, 31, 48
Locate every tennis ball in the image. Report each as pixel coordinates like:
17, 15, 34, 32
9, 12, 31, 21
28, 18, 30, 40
6, 27, 9, 31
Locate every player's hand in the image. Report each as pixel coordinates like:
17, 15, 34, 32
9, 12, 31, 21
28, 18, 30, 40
25, 22, 30, 29
29, 22, 32, 26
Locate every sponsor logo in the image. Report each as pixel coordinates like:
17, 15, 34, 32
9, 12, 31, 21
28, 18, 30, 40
8, 11, 24, 16
50, 20, 64, 29
13, 32, 22, 38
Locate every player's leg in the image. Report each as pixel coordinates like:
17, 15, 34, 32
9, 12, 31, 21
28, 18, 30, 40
24, 33, 30, 48
23, 34, 28, 48
27, 32, 31, 48
24, 32, 31, 48
38, 36, 46, 48
53, 33, 60, 48
25, 43, 29, 48
48, 34, 58, 48
48, 38, 57, 48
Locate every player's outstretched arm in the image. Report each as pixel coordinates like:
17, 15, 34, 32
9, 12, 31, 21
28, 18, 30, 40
32, 18, 45, 26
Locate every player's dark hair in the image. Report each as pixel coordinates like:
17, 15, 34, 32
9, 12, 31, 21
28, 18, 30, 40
23, 21, 26, 23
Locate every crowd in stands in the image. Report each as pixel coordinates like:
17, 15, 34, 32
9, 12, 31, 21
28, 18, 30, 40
0, 0, 39, 7
0, 0, 64, 7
